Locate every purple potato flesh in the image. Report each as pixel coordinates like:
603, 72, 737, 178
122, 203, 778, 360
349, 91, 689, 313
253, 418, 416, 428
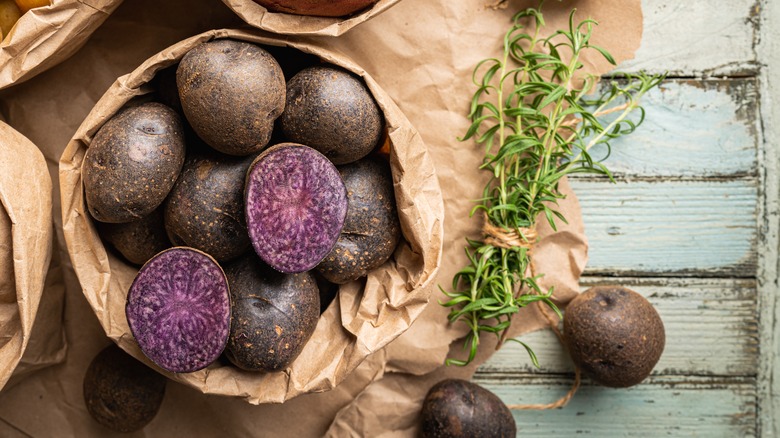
126, 247, 230, 373
245, 143, 348, 273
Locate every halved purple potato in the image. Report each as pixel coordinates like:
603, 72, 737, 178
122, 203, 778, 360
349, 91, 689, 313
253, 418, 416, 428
164, 150, 255, 263
316, 156, 400, 284
97, 208, 171, 266
224, 254, 320, 371
245, 143, 348, 273
125, 247, 230, 373
83, 344, 167, 433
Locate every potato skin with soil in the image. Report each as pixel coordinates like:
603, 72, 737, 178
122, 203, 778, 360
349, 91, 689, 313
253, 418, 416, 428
252, 0, 378, 17
421, 379, 516, 438
225, 254, 320, 372
83, 102, 185, 223
83, 344, 166, 433
563, 285, 666, 388
280, 65, 383, 165
164, 151, 255, 263
317, 157, 400, 284
177, 39, 285, 156
97, 208, 171, 266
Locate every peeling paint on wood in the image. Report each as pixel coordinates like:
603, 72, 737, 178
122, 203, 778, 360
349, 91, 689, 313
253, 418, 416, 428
476, 278, 758, 377
589, 79, 758, 178
618, 0, 759, 77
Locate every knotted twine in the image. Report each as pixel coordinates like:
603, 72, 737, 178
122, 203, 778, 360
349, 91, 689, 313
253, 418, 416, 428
481, 213, 581, 410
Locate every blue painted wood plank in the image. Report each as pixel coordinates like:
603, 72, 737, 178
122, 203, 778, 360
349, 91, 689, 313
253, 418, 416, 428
571, 179, 758, 276
589, 79, 757, 178
474, 376, 757, 437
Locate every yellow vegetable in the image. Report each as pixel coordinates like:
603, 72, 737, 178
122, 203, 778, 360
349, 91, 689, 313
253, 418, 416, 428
13, 0, 49, 14
0, 0, 21, 41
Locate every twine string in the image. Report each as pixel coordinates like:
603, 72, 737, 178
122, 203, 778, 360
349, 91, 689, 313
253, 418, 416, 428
483, 214, 582, 410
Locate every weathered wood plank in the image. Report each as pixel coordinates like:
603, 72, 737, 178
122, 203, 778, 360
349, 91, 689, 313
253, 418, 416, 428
757, 0, 780, 435
617, 0, 759, 77
472, 376, 757, 437
590, 79, 757, 178
570, 179, 758, 276
476, 277, 758, 377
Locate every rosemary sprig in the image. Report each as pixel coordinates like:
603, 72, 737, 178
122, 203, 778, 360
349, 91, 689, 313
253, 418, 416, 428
442, 5, 664, 367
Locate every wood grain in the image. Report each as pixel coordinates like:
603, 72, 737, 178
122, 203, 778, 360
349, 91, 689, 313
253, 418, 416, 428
573, 179, 758, 276
473, 375, 757, 437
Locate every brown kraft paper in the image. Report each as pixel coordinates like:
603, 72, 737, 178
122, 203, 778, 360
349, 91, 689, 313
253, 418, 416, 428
0, 0, 123, 90
59, 29, 444, 404
221, 0, 401, 36
0, 0, 641, 435
0, 121, 59, 390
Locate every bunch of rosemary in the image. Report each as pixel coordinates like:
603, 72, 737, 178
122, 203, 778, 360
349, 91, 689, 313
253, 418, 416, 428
442, 5, 664, 366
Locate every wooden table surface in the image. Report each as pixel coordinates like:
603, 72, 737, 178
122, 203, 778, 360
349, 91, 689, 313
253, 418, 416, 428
473, 1, 780, 436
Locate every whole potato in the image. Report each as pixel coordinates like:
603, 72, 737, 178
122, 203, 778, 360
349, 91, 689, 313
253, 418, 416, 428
83, 102, 185, 223
97, 208, 171, 266
564, 286, 665, 388
252, 0, 378, 17
225, 254, 320, 372
280, 65, 383, 165
0, 0, 21, 40
177, 40, 285, 156
164, 150, 254, 263
421, 379, 516, 438
317, 156, 400, 284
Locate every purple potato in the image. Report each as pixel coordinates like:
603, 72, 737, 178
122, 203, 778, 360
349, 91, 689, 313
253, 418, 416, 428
83, 344, 166, 433
125, 247, 230, 373
421, 379, 516, 438
83, 102, 185, 223
177, 39, 285, 156
316, 157, 400, 284
97, 208, 171, 266
245, 143, 348, 273
564, 286, 665, 388
164, 150, 255, 263
225, 254, 320, 371
280, 65, 383, 165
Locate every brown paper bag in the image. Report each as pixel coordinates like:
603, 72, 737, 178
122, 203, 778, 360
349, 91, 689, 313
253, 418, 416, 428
60, 29, 444, 404
221, 0, 401, 36
0, 120, 57, 390
0, 0, 123, 90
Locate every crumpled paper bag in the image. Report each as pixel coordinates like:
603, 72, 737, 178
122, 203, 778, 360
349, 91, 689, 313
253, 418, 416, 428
0, 120, 64, 391
221, 0, 401, 36
60, 29, 444, 404
0, 0, 123, 90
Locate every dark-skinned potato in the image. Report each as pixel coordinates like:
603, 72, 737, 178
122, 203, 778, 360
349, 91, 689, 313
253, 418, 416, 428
317, 156, 400, 284
225, 253, 320, 372
164, 150, 254, 263
83, 102, 185, 223
252, 0, 379, 17
177, 39, 285, 156
421, 379, 516, 438
97, 208, 171, 266
280, 65, 383, 165
83, 344, 167, 433
564, 285, 666, 388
